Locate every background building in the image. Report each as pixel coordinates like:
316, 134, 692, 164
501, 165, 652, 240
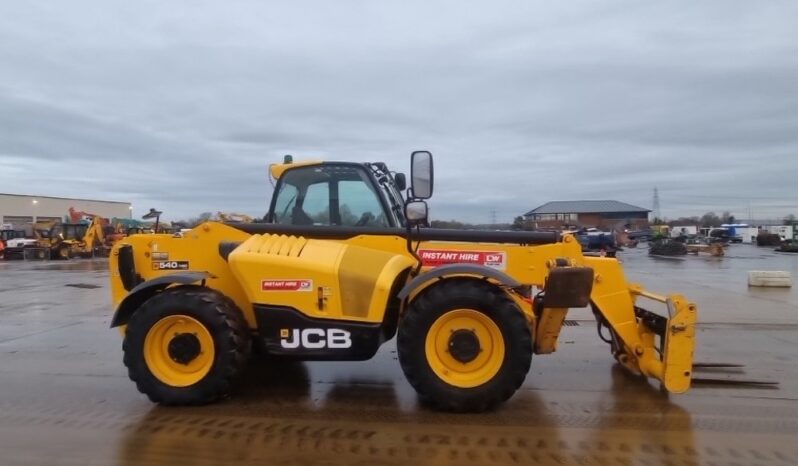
524, 200, 650, 230
1, 193, 131, 234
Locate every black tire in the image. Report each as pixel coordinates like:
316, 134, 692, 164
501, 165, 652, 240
123, 287, 251, 405
398, 279, 532, 412
26, 246, 46, 260
54, 246, 70, 260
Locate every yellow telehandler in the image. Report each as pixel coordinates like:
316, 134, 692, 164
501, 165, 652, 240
109, 152, 697, 411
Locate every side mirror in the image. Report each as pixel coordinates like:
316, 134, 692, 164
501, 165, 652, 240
410, 151, 433, 199
404, 200, 428, 226
394, 173, 407, 191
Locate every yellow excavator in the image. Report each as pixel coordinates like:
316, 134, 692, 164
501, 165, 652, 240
72, 216, 111, 257
109, 152, 697, 411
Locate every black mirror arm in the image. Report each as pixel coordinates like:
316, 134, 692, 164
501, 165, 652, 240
406, 221, 424, 277
404, 190, 424, 276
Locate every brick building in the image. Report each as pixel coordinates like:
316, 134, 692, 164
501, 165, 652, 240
523, 200, 650, 230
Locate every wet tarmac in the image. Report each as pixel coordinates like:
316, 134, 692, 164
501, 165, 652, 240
1, 246, 797, 465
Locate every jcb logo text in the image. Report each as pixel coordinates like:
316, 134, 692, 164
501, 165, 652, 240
280, 328, 352, 349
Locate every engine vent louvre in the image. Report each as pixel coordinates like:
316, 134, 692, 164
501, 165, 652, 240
250, 234, 308, 257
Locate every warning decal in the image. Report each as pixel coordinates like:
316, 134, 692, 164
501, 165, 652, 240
261, 279, 313, 292
418, 250, 507, 270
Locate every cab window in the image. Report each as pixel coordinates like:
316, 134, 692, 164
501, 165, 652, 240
271, 164, 390, 227
273, 184, 298, 224
338, 180, 387, 227
303, 182, 330, 224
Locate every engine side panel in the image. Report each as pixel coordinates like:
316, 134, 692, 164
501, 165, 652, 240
228, 233, 415, 323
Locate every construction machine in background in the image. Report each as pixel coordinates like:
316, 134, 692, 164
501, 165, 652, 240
215, 212, 255, 223
3, 220, 76, 260
67, 207, 97, 224
3, 216, 114, 260
111, 218, 153, 236
108, 152, 697, 411
70, 216, 112, 257
1, 226, 26, 259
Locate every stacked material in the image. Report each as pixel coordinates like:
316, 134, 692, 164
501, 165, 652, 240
649, 239, 687, 256
748, 271, 792, 287
756, 232, 782, 247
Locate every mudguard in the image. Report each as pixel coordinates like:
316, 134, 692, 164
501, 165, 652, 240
397, 263, 522, 300
109, 271, 210, 328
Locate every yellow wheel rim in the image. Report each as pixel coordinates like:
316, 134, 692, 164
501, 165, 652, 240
425, 309, 505, 388
144, 315, 215, 387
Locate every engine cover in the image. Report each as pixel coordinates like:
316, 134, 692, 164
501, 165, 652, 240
228, 234, 415, 323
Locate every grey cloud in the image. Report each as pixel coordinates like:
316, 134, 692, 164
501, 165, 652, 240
1, 1, 797, 223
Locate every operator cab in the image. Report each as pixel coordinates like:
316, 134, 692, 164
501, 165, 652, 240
265, 151, 433, 230
267, 160, 408, 228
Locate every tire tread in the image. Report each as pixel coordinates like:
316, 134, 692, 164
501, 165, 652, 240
398, 279, 532, 412
123, 287, 250, 405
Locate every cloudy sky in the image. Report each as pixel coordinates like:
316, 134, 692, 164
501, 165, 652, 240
1, 1, 797, 223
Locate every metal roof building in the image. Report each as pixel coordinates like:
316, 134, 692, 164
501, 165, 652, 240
1, 193, 131, 234
524, 200, 650, 229
525, 200, 651, 216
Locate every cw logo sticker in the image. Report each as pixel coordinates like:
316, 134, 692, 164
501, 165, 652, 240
280, 328, 352, 349
261, 279, 313, 292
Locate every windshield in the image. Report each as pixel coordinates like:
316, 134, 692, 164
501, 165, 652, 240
271, 164, 392, 227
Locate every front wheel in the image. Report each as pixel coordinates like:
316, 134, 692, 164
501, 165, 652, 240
398, 279, 532, 412
123, 287, 251, 405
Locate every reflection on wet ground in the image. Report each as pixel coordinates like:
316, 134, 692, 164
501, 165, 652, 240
1, 253, 797, 465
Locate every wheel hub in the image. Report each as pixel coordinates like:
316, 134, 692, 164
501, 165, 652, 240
168, 333, 202, 365
448, 329, 481, 363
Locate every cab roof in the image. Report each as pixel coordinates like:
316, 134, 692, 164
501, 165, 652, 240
268, 160, 324, 180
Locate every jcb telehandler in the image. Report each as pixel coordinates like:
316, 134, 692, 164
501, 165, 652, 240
109, 152, 696, 411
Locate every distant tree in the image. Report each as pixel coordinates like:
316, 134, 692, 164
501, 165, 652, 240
652, 217, 665, 225
512, 216, 525, 230
720, 211, 735, 224
339, 204, 358, 225
310, 210, 330, 224
178, 212, 214, 227
667, 216, 700, 227
521, 218, 537, 231
784, 214, 796, 225
431, 219, 468, 229
700, 212, 722, 227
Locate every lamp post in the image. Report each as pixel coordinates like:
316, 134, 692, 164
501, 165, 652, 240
142, 208, 163, 233
32, 199, 38, 223
129, 205, 133, 219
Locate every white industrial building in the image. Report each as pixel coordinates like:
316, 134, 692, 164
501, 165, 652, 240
1, 193, 131, 233
670, 225, 698, 237
766, 224, 794, 241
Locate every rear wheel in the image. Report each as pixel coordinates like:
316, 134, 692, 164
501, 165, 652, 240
123, 287, 251, 405
25, 246, 46, 260
55, 246, 71, 260
398, 279, 532, 412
